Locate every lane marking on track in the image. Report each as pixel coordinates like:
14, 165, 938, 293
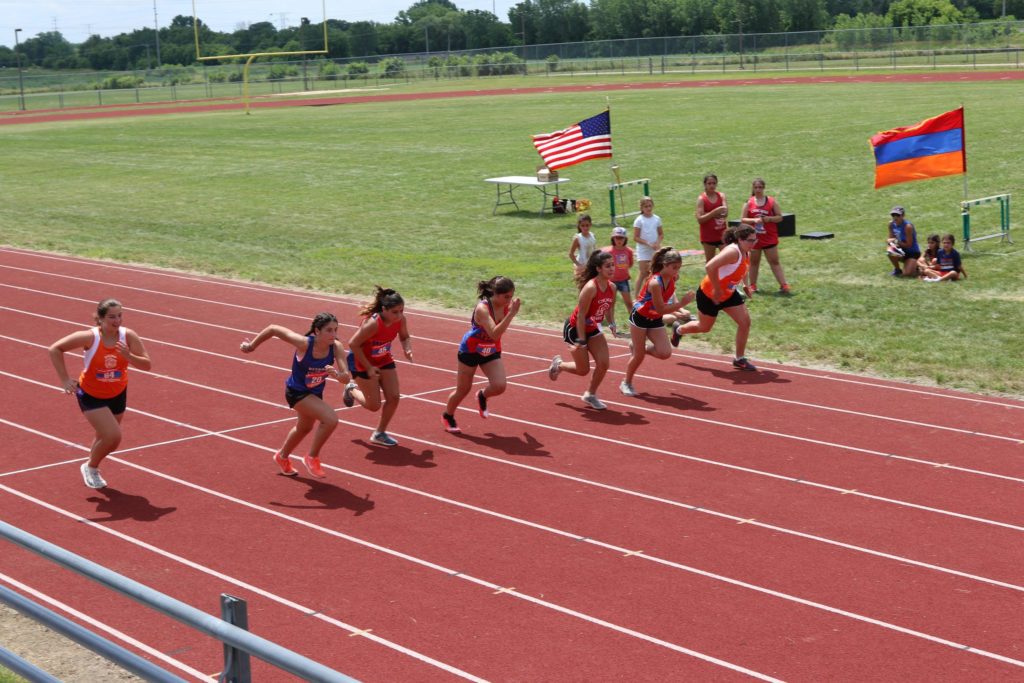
4, 249, 1024, 408
0, 485, 491, 682
4, 367, 1024, 597
0, 573, 215, 681
0, 483, 782, 682
5, 304, 1024, 489
5, 402, 1024, 670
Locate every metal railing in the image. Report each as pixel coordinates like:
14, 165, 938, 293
0, 520, 358, 682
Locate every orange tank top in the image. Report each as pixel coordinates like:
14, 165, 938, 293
78, 327, 129, 398
699, 244, 749, 303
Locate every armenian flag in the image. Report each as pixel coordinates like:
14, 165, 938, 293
870, 107, 965, 189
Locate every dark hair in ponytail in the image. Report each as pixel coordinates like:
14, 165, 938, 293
650, 246, 682, 273
477, 276, 515, 299
305, 312, 338, 336
574, 250, 613, 290
358, 286, 404, 317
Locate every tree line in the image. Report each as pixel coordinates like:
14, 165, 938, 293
1, 0, 1019, 71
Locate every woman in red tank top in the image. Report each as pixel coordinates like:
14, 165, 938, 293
345, 286, 413, 448
49, 298, 152, 489
548, 250, 617, 411
740, 177, 790, 294
696, 174, 729, 262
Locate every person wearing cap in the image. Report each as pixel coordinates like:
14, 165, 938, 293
886, 206, 921, 276
601, 226, 635, 337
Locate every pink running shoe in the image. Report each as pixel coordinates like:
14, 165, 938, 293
303, 455, 326, 478
273, 452, 297, 476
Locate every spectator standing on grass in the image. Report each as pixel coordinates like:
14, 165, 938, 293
343, 286, 413, 448
548, 250, 617, 411
886, 205, 921, 277
619, 247, 696, 397
568, 213, 598, 275
923, 233, 967, 282
696, 174, 729, 262
633, 196, 663, 295
49, 298, 152, 489
741, 178, 790, 294
601, 226, 634, 338
672, 225, 759, 372
442, 276, 521, 433
240, 313, 348, 479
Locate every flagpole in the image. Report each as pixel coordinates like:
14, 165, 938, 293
961, 104, 968, 203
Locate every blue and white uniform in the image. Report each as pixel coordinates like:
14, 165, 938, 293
286, 336, 335, 398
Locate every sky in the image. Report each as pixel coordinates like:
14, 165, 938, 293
2, 0, 520, 46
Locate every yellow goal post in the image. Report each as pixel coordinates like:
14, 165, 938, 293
191, 0, 329, 114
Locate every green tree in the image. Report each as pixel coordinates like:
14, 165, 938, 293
887, 0, 966, 25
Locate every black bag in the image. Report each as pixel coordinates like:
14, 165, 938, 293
552, 197, 574, 214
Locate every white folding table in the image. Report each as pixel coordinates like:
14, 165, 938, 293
485, 175, 571, 217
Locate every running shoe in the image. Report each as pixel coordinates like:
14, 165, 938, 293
887, 269, 901, 277
548, 355, 562, 381
342, 381, 356, 408
779, 284, 791, 294
581, 393, 606, 410
274, 452, 298, 476
442, 412, 461, 433
303, 455, 326, 478
80, 462, 106, 489
732, 357, 757, 372
748, 285, 758, 294
619, 381, 638, 397
370, 432, 398, 447
477, 389, 489, 418
670, 320, 683, 348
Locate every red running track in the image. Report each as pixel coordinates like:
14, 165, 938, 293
1, 246, 1022, 681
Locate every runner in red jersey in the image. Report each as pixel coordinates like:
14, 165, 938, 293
619, 247, 696, 397
49, 298, 152, 489
345, 286, 412, 447
548, 250, 617, 410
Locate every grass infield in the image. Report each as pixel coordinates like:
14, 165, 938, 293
2, 70, 1022, 394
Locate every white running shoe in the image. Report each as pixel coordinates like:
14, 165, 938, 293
548, 355, 562, 381
581, 393, 606, 410
80, 462, 106, 489
619, 381, 638, 397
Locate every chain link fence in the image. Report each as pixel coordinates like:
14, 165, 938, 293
2, 20, 1021, 112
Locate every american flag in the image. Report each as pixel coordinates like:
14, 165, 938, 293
532, 110, 612, 171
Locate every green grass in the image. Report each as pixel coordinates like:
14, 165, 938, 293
2, 71, 1022, 394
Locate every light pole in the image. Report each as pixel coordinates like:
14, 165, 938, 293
14, 28, 25, 111
300, 17, 309, 90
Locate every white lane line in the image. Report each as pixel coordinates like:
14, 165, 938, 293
0, 483, 779, 682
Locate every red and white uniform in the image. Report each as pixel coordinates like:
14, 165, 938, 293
78, 327, 129, 398
746, 195, 779, 249
699, 191, 727, 243
353, 313, 401, 371
633, 274, 677, 320
700, 243, 749, 302
568, 280, 616, 333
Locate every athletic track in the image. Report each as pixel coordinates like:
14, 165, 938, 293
2, 70, 1023, 125
1, 245, 1022, 681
